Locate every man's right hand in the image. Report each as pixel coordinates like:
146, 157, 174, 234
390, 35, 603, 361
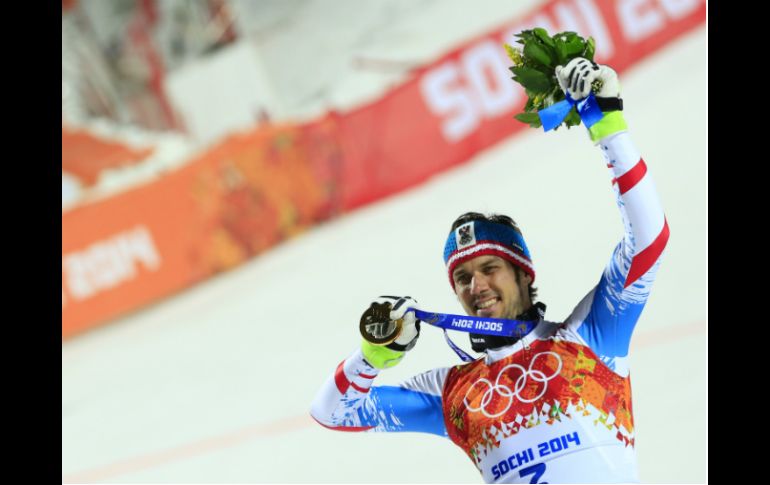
360, 296, 421, 369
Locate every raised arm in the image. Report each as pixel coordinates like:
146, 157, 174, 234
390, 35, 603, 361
556, 59, 670, 373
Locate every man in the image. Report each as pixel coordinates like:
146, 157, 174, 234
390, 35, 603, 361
310, 57, 669, 484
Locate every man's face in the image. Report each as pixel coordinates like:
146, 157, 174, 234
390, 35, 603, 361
452, 255, 532, 320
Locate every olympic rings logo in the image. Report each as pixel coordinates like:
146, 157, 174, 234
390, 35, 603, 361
463, 352, 563, 418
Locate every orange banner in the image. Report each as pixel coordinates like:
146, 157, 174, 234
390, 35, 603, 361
62, 121, 341, 337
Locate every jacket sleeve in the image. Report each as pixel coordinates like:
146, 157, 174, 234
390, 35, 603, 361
564, 130, 670, 375
310, 348, 450, 437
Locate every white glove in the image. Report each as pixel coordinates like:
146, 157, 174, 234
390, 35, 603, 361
368, 295, 421, 351
555, 57, 620, 101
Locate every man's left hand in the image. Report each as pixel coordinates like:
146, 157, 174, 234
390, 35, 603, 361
555, 58, 620, 101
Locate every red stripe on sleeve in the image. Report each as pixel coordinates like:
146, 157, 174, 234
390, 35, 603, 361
358, 372, 377, 379
616, 159, 648, 195
350, 382, 371, 394
624, 219, 670, 289
334, 360, 350, 394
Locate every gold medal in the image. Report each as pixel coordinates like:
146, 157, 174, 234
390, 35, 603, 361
359, 301, 403, 345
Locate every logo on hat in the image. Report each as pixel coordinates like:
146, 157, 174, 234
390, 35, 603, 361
456, 222, 476, 248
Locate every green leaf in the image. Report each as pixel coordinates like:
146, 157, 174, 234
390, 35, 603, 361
524, 41, 555, 69
516, 29, 534, 40
519, 29, 557, 66
553, 31, 584, 66
585, 37, 596, 61
515, 112, 540, 122
515, 112, 542, 128
520, 60, 554, 77
533, 28, 556, 49
553, 41, 568, 66
511, 66, 552, 92
563, 36, 585, 57
524, 97, 535, 111
564, 109, 582, 127
547, 85, 564, 105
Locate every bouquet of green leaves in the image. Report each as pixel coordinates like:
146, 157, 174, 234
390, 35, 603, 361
505, 28, 596, 130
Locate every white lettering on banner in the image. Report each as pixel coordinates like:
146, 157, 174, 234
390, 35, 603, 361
619, 0, 702, 42
420, 61, 479, 142
420, 45, 523, 142
63, 226, 161, 302
553, 3, 583, 34
618, 0, 666, 41
461, 41, 518, 118
550, 0, 615, 60
659, 0, 701, 19
574, 0, 614, 60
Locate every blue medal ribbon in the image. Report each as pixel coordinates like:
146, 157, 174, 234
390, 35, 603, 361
442, 329, 475, 362
409, 308, 540, 362
411, 309, 538, 338
538, 92, 604, 132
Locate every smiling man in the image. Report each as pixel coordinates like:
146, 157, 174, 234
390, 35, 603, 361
445, 213, 539, 353
310, 58, 670, 484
